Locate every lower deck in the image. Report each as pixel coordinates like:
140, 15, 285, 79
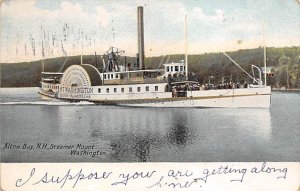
39, 82, 271, 108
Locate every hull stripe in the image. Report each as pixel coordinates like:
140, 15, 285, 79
91, 93, 270, 104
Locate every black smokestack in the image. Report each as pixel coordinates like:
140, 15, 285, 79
137, 6, 145, 70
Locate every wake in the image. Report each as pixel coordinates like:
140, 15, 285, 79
0, 100, 95, 106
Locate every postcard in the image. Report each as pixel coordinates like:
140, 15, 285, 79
1, 0, 299, 190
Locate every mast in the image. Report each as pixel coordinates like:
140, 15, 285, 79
185, 15, 188, 79
264, 44, 267, 86
263, 22, 267, 86
42, 59, 45, 72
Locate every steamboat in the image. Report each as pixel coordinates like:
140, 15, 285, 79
39, 6, 271, 108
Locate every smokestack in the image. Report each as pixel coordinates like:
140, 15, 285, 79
137, 6, 145, 70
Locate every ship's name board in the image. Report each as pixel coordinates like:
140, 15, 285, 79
60, 87, 93, 94
60, 94, 91, 99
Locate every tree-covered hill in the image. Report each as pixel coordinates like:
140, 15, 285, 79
1, 46, 299, 88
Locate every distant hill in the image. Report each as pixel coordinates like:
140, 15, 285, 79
1, 46, 299, 88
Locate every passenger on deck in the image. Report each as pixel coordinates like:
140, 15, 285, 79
172, 87, 177, 97
186, 84, 189, 91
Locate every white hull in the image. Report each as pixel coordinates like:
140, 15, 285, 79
39, 85, 271, 108
118, 94, 270, 108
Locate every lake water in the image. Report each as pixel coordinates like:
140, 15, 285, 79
0, 88, 299, 162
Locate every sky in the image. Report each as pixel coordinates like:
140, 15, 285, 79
0, 0, 299, 63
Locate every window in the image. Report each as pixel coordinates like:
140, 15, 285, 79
180, 66, 183, 71
116, 74, 119, 78
106, 88, 109, 93
137, 87, 141, 92
98, 88, 101, 93
167, 66, 170, 72
104, 74, 106, 79
146, 86, 149, 91
108, 74, 110, 79
129, 87, 132, 92
114, 88, 117, 93
111, 74, 113, 79
155, 86, 158, 91
170, 66, 173, 72
121, 88, 124, 93
175, 66, 179, 71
